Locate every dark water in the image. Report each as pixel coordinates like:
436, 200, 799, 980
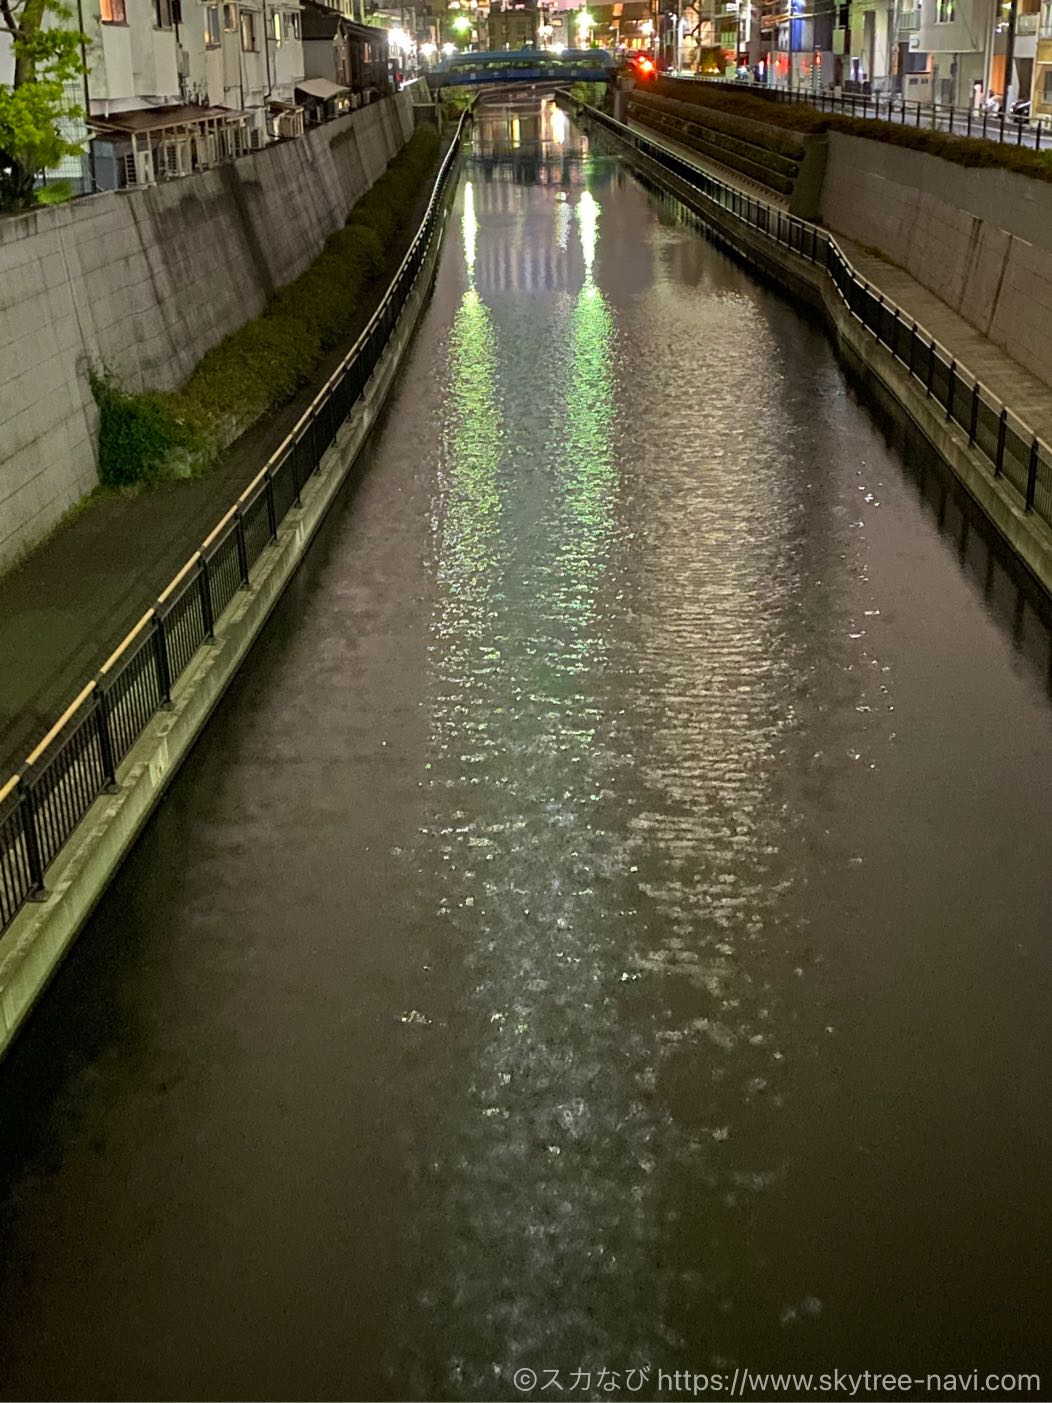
1, 105, 1050, 1402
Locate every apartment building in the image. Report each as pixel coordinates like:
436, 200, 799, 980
58, 0, 307, 188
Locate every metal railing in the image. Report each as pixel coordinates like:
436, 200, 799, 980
682, 77, 1052, 149
574, 102, 1052, 548
0, 109, 470, 941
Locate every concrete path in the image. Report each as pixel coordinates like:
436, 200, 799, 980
834, 237, 1052, 445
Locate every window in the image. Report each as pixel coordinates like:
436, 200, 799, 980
936, 0, 954, 19
205, 3, 221, 44
1045, 67, 1052, 99
224, 2, 238, 28
100, 0, 127, 22
1042, 0, 1052, 34
240, 7, 257, 46
283, 9, 300, 39
154, 0, 173, 24
273, 10, 283, 43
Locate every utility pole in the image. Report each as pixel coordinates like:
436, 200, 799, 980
1002, 0, 1018, 106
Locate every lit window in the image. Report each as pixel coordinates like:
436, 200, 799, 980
273, 9, 283, 43
100, 0, 127, 22
205, 3, 221, 44
936, 0, 955, 19
224, 2, 238, 29
240, 7, 257, 47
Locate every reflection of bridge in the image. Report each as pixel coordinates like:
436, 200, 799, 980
427, 48, 615, 90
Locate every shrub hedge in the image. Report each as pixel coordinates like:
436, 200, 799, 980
652, 78, 1052, 184
94, 125, 441, 487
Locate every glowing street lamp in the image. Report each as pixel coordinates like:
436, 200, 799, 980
576, 8, 595, 42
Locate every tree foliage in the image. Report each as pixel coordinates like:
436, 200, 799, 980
0, 0, 87, 210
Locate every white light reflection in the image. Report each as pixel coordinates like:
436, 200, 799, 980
576, 189, 599, 280
462, 180, 477, 277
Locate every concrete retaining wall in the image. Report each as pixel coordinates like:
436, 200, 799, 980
602, 121, 1052, 597
0, 93, 414, 576
0, 162, 454, 1059
820, 132, 1052, 390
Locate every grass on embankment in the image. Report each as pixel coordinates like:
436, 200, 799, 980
651, 79, 1052, 185
93, 126, 441, 488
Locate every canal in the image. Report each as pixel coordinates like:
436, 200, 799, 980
0, 104, 1050, 1401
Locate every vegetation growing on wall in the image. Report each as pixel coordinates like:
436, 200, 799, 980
653, 79, 1052, 184
93, 125, 441, 488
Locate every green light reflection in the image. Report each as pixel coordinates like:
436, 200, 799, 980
555, 192, 617, 621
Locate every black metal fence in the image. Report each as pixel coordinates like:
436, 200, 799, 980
0, 110, 469, 940
684, 77, 1051, 152
578, 99, 1052, 533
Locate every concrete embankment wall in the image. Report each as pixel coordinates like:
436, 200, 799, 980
819, 133, 1052, 390
596, 118, 1052, 597
0, 93, 414, 575
0, 158, 454, 1059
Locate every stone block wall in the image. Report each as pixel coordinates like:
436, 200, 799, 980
820, 132, 1052, 388
0, 92, 414, 575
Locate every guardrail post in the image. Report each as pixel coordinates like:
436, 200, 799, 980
17, 772, 48, 900
291, 440, 302, 507
995, 409, 1007, 476
874, 294, 884, 342
1025, 438, 1039, 510
234, 505, 250, 587
198, 555, 216, 640
968, 382, 980, 446
152, 611, 173, 709
946, 360, 956, 421
925, 339, 935, 396
94, 683, 120, 793
265, 469, 278, 542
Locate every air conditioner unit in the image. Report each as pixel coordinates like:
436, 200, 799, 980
178, 47, 191, 77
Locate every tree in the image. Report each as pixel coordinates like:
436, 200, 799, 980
0, 0, 87, 210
